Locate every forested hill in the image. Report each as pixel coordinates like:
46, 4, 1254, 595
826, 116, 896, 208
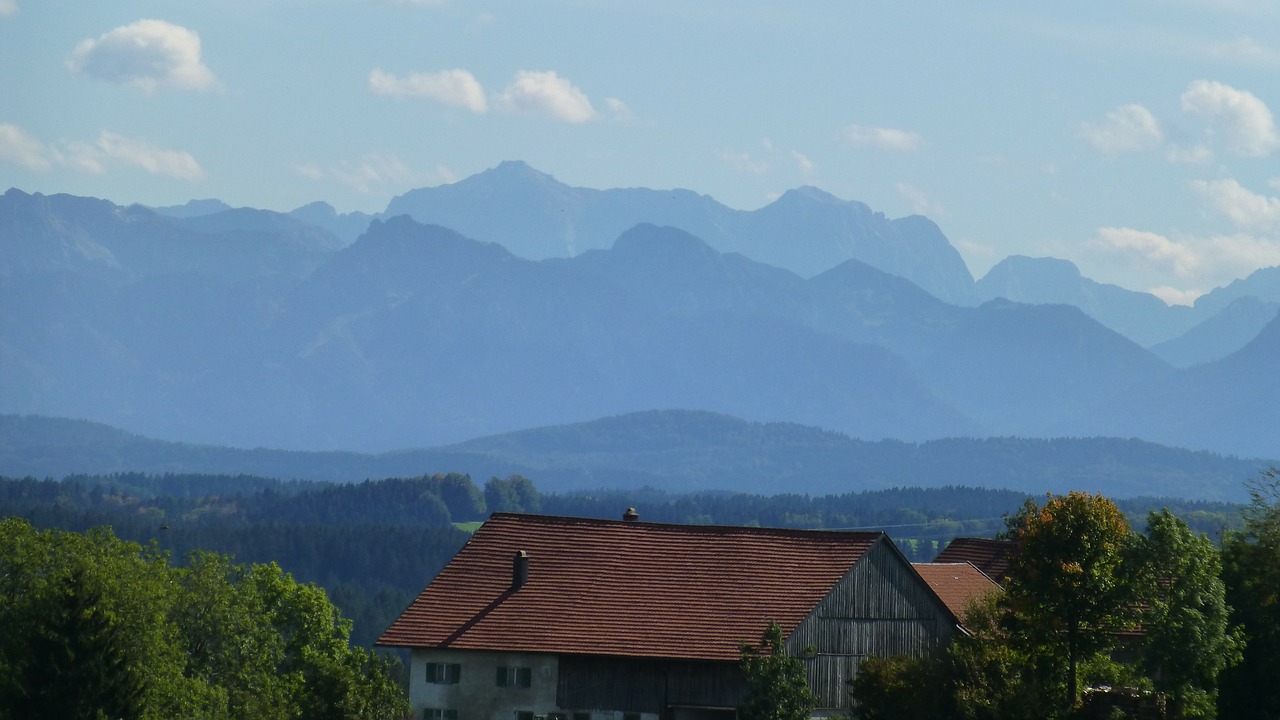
0, 472, 1247, 649
2, 412, 1270, 502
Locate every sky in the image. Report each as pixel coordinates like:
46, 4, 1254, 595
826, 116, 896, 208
2, 1, 1280, 304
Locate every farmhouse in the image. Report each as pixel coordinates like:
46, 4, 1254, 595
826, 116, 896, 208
379, 511, 966, 720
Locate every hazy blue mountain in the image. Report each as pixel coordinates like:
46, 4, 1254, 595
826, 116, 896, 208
974, 255, 1194, 346
1088, 310, 1280, 459
1150, 296, 1280, 367
149, 198, 234, 218
1191, 265, 1280, 316
381, 161, 976, 303
1, 412, 1267, 501
288, 201, 376, 244
913, 299, 1175, 435
249, 219, 977, 450
7, 186, 1280, 462
0, 188, 336, 283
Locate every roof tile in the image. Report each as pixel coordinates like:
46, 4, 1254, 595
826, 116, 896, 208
378, 513, 882, 660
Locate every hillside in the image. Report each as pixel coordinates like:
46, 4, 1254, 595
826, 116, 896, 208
1, 413, 1269, 501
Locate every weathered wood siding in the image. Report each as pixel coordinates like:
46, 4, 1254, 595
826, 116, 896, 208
557, 655, 743, 713
786, 538, 957, 710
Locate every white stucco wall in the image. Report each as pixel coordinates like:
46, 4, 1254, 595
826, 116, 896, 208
410, 649, 560, 720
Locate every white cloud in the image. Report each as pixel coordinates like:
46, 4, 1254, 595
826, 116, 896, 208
0, 123, 51, 171
1270, 177, 1280, 191
895, 182, 945, 216
299, 153, 454, 194
1147, 286, 1204, 307
1082, 103, 1163, 153
841, 125, 922, 152
1091, 226, 1280, 290
1092, 227, 1201, 277
368, 68, 487, 113
0, 0, 18, 18
67, 19, 217, 92
720, 150, 768, 176
0, 124, 201, 179
495, 70, 596, 123
93, 131, 204, 180
791, 150, 815, 176
1193, 178, 1280, 230
1166, 144, 1214, 165
1181, 80, 1279, 157
604, 97, 634, 123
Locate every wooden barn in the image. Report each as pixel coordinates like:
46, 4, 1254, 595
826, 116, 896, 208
378, 511, 963, 720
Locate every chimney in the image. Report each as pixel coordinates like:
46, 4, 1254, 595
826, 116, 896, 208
511, 550, 529, 590
623, 507, 639, 522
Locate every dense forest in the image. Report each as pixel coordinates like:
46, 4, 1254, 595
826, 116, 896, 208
0, 471, 1246, 651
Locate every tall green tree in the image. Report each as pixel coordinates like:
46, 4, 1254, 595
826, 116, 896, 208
1219, 468, 1280, 720
1003, 492, 1136, 712
0, 518, 408, 720
738, 622, 817, 720
1131, 509, 1243, 719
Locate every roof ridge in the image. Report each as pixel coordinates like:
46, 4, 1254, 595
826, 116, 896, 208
486, 511, 887, 540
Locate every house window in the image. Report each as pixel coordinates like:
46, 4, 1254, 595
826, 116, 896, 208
425, 662, 461, 684
514, 712, 535, 720
622, 714, 641, 720
572, 713, 590, 720
496, 666, 533, 688
425, 710, 458, 720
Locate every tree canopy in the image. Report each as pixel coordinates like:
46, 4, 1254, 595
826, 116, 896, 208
0, 518, 408, 720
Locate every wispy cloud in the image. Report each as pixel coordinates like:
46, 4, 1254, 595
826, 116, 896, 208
720, 150, 769, 176
91, 131, 204, 179
1092, 227, 1202, 278
0, 124, 203, 180
1193, 177, 1280, 231
604, 97, 634, 123
0, 0, 18, 18
1166, 144, 1214, 165
368, 68, 487, 113
67, 19, 217, 93
1091, 225, 1280, 291
840, 124, 922, 152
1082, 103, 1163, 153
1181, 80, 1279, 157
791, 150, 815, 177
298, 153, 455, 194
0, 123, 51, 171
494, 70, 595, 123
896, 182, 945, 216
371, 68, 609, 124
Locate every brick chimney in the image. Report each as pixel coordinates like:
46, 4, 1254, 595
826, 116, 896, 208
512, 550, 529, 589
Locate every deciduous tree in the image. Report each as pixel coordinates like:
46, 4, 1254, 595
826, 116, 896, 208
739, 622, 817, 720
1132, 509, 1243, 719
1003, 492, 1135, 712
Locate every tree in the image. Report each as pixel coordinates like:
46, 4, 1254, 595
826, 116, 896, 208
850, 654, 954, 720
1131, 509, 1243, 719
738, 622, 817, 720
1003, 492, 1136, 712
484, 474, 541, 513
1219, 468, 1280, 720
0, 519, 409, 720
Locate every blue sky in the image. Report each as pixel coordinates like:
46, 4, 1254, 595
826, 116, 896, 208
2, 1, 1279, 303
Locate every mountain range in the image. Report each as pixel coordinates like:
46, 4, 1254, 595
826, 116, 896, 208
4, 164, 1280, 470
0, 412, 1265, 502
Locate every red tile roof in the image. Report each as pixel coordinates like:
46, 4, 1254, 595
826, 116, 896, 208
912, 562, 1002, 623
378, 513, 882, 661
932, 537, 1013, 585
